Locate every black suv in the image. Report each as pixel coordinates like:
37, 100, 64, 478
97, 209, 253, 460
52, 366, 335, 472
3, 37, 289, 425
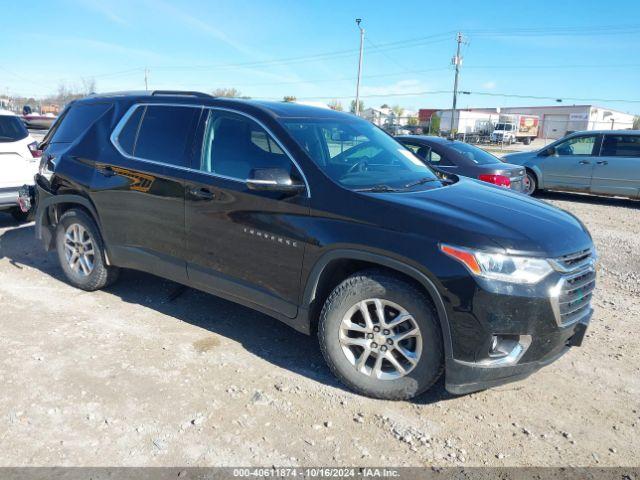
29, 91, 596, 400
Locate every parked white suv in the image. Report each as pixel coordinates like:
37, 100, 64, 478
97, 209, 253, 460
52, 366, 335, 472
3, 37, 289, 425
0, 109, 40, 221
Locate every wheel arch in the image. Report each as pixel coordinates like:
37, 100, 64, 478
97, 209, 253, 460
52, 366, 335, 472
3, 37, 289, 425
36, 192, 104, 253
302, 249, 453, 362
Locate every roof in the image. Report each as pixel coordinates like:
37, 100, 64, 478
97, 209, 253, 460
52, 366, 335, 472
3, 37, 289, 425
396, 135, 457, 145
81, 90, 352, 120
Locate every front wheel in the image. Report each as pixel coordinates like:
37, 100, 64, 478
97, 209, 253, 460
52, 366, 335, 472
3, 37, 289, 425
318, 270, 443, 400
55, 208, 120, 291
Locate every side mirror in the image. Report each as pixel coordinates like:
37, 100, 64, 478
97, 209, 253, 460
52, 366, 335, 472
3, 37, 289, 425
246, 168, 305, 194
541, 146, 557, 157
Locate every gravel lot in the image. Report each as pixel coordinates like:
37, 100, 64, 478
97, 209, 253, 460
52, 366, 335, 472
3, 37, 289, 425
0, 191, 638, 467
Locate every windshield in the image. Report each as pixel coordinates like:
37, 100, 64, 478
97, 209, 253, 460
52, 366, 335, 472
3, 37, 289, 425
0, 115, 29, 143
281, 117, 440, 191
448, 141, 501, 165
495, 123, 513, 131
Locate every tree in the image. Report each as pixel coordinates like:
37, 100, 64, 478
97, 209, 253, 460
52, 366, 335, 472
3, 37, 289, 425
81, 77, 96, 95
634, 116, 640, 130
429, 114, 441, 134
212, 88, 242, 98
350, 99, 364, 114
391, 105, 405, 117
328, 99, 343, 111
380, 103, 390, 109
283, 95, 297, 102
407, 116, 418, 126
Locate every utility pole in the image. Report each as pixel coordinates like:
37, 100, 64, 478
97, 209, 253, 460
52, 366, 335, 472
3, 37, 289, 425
355, 18, 364, 116
144, 67, 149, 91
450, 32, 463, 137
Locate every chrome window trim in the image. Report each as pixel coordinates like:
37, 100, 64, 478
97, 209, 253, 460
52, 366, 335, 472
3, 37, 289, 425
110, 102, 310, 197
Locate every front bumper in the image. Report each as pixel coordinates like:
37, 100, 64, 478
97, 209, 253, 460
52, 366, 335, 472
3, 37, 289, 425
445, 313, 590, 394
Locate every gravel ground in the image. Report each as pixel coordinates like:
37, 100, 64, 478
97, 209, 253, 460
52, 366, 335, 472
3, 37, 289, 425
0, 191, 638, 467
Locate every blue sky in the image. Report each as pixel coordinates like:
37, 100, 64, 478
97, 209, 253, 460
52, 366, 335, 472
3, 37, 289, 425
1, 0, 639, 114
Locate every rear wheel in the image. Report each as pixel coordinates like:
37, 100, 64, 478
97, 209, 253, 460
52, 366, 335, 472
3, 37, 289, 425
55, 209, 120, 291
523, 137, 531, 145
318, 270, 443, 400
523, 170, 538, 196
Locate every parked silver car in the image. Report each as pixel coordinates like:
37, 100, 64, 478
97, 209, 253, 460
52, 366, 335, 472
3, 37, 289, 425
503, 130, 640, 199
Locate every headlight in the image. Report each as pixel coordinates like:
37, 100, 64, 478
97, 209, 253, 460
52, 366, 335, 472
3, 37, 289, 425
440, 244, 553, 284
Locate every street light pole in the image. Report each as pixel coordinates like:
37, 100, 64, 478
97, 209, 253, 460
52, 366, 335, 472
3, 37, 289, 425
355, 18, 365, 116
450, 32, 463, 137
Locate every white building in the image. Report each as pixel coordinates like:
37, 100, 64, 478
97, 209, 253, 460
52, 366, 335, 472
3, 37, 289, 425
362, 107, 417, 127
436, 105, 636, 139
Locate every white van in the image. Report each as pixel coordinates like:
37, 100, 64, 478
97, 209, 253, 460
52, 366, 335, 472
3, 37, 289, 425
0, 109, 39, 221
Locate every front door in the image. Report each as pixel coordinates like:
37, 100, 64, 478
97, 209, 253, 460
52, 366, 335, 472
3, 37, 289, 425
541, 134, 599, 192
590, 134, 640, 198
184, 109, 309, 318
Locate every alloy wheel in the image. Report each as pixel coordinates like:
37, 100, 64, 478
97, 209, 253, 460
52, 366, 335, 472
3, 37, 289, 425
63, 223, 96, 277
339, 298, 422, 380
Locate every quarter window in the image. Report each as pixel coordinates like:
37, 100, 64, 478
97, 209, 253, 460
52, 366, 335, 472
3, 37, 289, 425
134, 105, 200, 167
50, 102, 112, 144
601, 135, 640, 157
117, 106, 145, 155
554, 135, 597, 156
201, 111, 296, 180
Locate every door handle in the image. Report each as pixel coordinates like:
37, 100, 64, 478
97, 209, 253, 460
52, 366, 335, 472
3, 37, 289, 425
97, 166, 116, 177
189, 187, 215, 200
596, 160, 608, 165
578, 160, 591, 165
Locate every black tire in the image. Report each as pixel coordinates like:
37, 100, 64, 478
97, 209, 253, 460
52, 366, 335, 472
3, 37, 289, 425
55, 208, 120, 291
524, 170, 538, 196
10, 207, 32, 223
318, 270, 444, 400
523, 137, 531, 146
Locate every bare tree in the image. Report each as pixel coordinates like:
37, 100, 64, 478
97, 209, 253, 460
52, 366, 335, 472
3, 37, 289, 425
81, 77, 96, 95
283, 96, 297, 102
328, 99, 343, 111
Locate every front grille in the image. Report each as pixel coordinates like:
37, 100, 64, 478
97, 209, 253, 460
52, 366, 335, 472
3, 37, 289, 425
558, 268, 596, 325
555, 248, 593, 271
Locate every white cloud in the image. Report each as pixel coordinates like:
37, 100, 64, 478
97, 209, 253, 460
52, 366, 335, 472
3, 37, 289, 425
74, 0, 128, 25
361, 79, 426, 97
482, 81, 497, 90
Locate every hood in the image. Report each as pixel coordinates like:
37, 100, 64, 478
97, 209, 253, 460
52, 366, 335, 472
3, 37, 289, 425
500, 150, 539, 165
376, 178, 592, 258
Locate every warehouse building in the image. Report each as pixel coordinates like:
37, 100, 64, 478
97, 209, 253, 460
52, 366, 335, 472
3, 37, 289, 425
422, 105, 636, 140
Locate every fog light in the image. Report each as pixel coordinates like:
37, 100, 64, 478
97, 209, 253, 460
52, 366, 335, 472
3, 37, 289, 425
483, 334, 532, 366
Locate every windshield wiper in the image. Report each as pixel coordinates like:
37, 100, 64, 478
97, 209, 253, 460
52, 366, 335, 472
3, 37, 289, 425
403, 177, 442, 188
355, 184, 399, 193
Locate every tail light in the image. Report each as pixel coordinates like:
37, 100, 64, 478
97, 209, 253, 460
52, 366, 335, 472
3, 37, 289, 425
479, 174, 511, 188
28, 141, 42, 158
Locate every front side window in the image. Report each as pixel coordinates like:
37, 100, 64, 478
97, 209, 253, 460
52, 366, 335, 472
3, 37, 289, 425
134, 105, 200, 167
554, 135, 597, 156
282, 118, 440, 191
601, 135, 640, 157
0, 115, 28, 143
201, 111, 296, 180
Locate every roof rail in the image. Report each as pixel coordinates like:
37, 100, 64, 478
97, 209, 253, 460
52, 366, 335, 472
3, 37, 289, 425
150, 90, 212, 98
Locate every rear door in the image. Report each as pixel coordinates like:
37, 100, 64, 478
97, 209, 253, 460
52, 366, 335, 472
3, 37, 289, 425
541, 134, 599, 192
590, 134, 640, 198
184, 108, 309, 318
93, 104, 201, 281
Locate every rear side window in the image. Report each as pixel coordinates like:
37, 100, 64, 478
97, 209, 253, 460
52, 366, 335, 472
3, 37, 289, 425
117, 106, 145, 155
0, 115, 28, 143
133, 105, 199, 167
601, 135, 640, 157
50, 102, 112, 144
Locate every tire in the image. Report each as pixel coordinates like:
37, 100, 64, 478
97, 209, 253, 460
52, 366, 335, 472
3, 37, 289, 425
523, 137, 531, 146
523, 170, 538, 196
318, 270, 444, 400
55, 208, 120, 291
10, 207, 32, 223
